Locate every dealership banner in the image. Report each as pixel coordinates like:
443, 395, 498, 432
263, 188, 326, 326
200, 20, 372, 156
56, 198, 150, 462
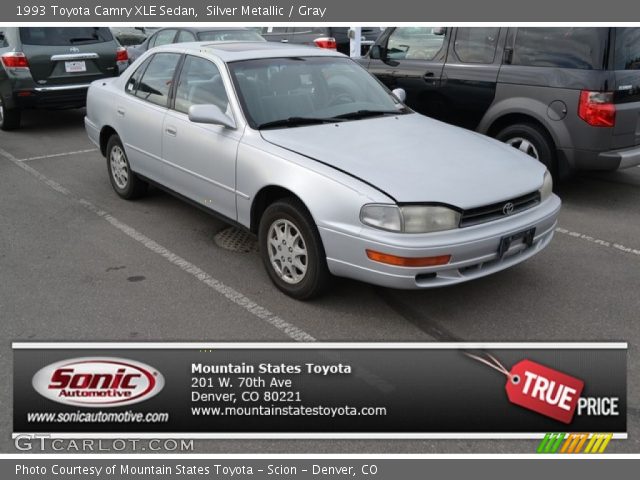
13, 343, 626, 438
2, 0, 640, 22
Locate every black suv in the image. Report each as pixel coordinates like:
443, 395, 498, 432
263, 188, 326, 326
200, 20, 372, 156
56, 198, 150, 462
259, 27, 382, 56
361, 27, 640, 177
0, 27, 126, 130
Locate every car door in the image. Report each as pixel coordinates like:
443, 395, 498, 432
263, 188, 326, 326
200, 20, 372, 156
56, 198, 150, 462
161, 55, 241, 221
367, 27, 450, 119
117, 52, 181, 183
438, 27, 505, 130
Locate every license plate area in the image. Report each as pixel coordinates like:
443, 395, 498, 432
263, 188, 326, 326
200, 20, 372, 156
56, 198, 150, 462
64, 61, 86, 73
498, 228, 535, 259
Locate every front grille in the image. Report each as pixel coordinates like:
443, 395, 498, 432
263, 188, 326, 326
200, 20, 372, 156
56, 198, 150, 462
459, 191, 540, 228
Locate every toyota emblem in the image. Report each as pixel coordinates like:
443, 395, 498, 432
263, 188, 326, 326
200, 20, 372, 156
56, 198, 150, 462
502, 202, 515, 215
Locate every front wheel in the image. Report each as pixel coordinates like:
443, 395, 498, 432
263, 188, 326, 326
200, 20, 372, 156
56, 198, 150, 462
258, 199, 330, 300
106, 134, 148, 199
496, 123, 558, 177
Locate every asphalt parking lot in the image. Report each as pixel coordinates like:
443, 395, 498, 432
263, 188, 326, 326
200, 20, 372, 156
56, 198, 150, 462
1, 108, 639, 453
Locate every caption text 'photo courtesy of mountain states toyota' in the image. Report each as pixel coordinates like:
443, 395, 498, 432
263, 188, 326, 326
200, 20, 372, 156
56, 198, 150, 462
84, 41, 560, 299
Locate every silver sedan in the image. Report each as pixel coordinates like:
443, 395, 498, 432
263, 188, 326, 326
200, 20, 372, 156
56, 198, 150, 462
85, 42, 561, 299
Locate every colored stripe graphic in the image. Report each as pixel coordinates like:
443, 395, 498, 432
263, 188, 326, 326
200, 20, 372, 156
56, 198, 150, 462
538, 433, 613, 453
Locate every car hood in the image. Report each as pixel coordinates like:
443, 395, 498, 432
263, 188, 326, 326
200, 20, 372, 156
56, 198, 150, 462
260, 113, 546, 209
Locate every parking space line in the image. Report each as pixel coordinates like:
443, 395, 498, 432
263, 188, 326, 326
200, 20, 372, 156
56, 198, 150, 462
17, 148, 98, 162
0, 145, 316, 343
555, 227, 640, 257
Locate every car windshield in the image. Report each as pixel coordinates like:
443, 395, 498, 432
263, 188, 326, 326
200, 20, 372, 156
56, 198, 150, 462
228, 56, 408, 129
197, 30, 265, 42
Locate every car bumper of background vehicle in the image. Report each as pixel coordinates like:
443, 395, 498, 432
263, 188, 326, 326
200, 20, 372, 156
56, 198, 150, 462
12, 85, 90, 109
561, 144, 640, 171
320, 195, 561, 289
598, 144, 640, 169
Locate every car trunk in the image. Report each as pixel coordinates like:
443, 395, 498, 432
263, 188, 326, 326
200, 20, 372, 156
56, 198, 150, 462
612, 27, 640, 149
19, 27, 118, 86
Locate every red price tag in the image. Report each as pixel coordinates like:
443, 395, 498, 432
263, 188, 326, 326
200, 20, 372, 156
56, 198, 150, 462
506, 359, 584, 424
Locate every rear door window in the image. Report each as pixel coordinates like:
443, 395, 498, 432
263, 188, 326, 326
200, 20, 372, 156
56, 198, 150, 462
135, 53, 181, 107
125, 56, 152, 95
19, 27, 113, 45
454, 27, 500, 64
614, 28, 640, 70
150, 30, 177, 48
512, 28, 607, 70
386, 27, 447, 61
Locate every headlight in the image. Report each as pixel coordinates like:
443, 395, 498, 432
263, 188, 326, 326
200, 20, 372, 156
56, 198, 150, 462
539, 170, 553, 202
359, 204, 402, 232
360, 204, 460, 233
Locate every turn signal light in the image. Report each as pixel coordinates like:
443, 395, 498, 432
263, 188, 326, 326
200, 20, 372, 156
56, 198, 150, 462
578, 90, 616, 127
366, 250, 451, 267
313, 37, 337, 50
1, 52, 29, 69
116, 47, 129, 62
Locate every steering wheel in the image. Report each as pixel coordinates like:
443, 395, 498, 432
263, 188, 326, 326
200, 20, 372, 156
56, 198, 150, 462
329, 92, 355, 106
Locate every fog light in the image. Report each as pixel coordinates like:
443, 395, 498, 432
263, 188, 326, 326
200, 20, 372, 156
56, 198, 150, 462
366, 250, 451, 267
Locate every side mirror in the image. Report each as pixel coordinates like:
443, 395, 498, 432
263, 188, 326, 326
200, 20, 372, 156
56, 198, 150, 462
391, 88, 406, 103
369, 44, 384, 60
188, 104, 236, 129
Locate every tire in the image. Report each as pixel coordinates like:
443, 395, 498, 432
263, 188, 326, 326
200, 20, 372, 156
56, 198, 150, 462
106, 134, 147, 199
258, 198, 330, 300
0, 97, 21, 131
496, 123, 558, 178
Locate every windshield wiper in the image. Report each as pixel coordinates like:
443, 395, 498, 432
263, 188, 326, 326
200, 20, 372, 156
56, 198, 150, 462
333, 109, 404, 120
257, 117, 343, 130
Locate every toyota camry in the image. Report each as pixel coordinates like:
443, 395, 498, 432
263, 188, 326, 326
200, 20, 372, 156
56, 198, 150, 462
85, 42, 561, 299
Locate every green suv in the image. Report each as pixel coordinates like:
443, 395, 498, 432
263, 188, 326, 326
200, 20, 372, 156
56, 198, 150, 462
0, 27, 127, 130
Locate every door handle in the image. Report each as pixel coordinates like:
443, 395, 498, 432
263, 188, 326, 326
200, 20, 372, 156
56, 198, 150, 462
165, 126, 177, 136
423, 72, 435, 79
116, 107, 125, 116
280, 39, 289, 43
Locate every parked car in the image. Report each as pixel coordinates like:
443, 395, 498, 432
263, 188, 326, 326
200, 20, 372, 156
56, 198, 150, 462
110, 27, 148, 46
126, 27, 265, 63
85, 42, 560, 299
0, 27, 127, 130
361, 27, 640, 177
259, 27, 382, 56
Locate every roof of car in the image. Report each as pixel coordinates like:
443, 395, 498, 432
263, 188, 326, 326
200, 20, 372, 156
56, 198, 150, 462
156, 41, 345, 62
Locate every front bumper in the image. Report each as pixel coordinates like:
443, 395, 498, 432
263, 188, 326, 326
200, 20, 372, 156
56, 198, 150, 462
320, 195, 561, 289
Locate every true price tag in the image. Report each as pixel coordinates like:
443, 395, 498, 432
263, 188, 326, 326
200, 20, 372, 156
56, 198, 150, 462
466, 353, 584, 425
506, 359, 584, 424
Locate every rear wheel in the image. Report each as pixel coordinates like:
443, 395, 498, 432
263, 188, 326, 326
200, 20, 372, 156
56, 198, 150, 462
496, 123, 558, 177
0, 97, 21, 131
106, 134, 147, 199
258, 199, 330, 300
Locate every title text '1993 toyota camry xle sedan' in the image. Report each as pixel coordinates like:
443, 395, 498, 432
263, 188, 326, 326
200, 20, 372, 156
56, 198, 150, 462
85, 42, 561, 299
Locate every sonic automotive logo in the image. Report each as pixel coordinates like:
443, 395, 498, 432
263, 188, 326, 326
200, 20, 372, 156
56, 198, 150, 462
32, 357, 164, 407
